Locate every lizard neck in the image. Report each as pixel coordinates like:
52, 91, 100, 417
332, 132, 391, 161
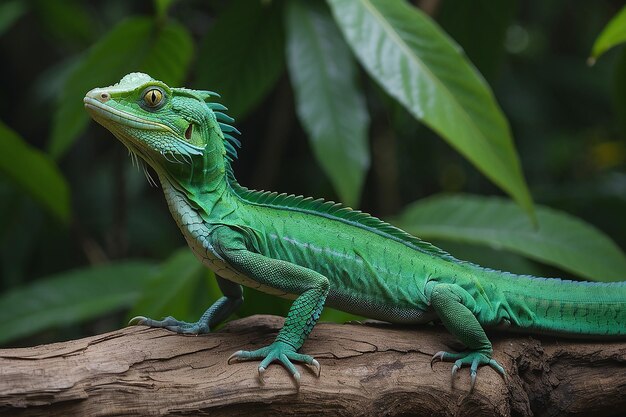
156, 147, 253, 235
154, 130, 234, 219
158, 171, 232, 224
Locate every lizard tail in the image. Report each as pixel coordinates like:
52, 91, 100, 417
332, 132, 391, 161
485, 272, 626, 338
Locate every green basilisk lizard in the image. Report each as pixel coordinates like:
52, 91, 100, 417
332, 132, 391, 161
84, 73, 626, 390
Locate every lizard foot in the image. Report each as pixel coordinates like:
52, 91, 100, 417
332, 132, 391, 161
430, 350, 506, 391
227, 341, 320, 387
128, 315, 209, 334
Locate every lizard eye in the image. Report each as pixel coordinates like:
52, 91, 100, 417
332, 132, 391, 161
143, 88, 164, 108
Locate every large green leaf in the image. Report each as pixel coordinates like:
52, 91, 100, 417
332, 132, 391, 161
0, 262, 158, 345
0, 121, 70, 223
128, 249, 205, 322
590, 5, 626, 62
195, 0, 285, 119
391, 194, 626, 282
327, 0, 534, 218
285, 1, 370, 207
49, 17, 193, 158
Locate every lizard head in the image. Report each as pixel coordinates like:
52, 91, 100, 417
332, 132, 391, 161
84, 72, 239, 187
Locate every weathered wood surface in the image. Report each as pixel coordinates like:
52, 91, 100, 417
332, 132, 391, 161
0, 315, 624, 416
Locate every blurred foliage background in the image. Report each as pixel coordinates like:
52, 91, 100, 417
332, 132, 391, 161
0, 0, 625, 348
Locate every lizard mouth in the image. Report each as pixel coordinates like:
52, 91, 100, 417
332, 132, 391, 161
83, 96, 165, 168
83, 96, 174, 133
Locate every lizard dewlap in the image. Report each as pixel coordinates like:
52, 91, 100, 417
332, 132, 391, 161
84, 73, 626, 390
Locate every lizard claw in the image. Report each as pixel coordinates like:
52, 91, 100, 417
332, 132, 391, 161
311, 358, 321, 377
430, 351, 446, 369
258, 366, 266, 384
128, 316, 148, 326
451, 363, 460, 377
227, 350, 243, 364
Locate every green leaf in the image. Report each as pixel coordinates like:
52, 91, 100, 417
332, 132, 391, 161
327, 0, 534, 219
0, 0, 27, 37
0, 121, 70, 223
286, 1, 370, 207
195, 0, 285, 119
49, 17, 193, 158
391, 194, 626, 282
128, 248, 205, 322
154, 0, 176, 19
0, 261, 158, 345
590, 5, 626, 62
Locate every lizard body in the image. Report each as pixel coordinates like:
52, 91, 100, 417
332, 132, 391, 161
84, 73, 626, 389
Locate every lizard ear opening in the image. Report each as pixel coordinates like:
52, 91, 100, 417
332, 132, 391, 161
183, 122, 204, 147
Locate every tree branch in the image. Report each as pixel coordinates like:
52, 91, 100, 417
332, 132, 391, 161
0, 315, 624, 416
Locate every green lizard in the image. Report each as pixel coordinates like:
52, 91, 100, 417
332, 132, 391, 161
84, 73, 626, 390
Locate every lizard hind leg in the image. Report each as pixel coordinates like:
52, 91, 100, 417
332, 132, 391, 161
427, 282, 506, 391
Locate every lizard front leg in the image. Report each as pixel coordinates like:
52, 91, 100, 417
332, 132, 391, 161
129, 277, 243, 334
213, 228, 329, 386
426, 282, 506, 390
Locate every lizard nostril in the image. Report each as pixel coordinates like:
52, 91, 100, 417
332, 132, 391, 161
99, 92, 110, 102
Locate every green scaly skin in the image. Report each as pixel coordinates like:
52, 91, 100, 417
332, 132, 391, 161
84, 73, 626, 390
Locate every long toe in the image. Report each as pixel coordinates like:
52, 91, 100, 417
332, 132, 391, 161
227, 346, 272, 363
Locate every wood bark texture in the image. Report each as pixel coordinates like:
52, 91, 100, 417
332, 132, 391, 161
0, 315, 624, 417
